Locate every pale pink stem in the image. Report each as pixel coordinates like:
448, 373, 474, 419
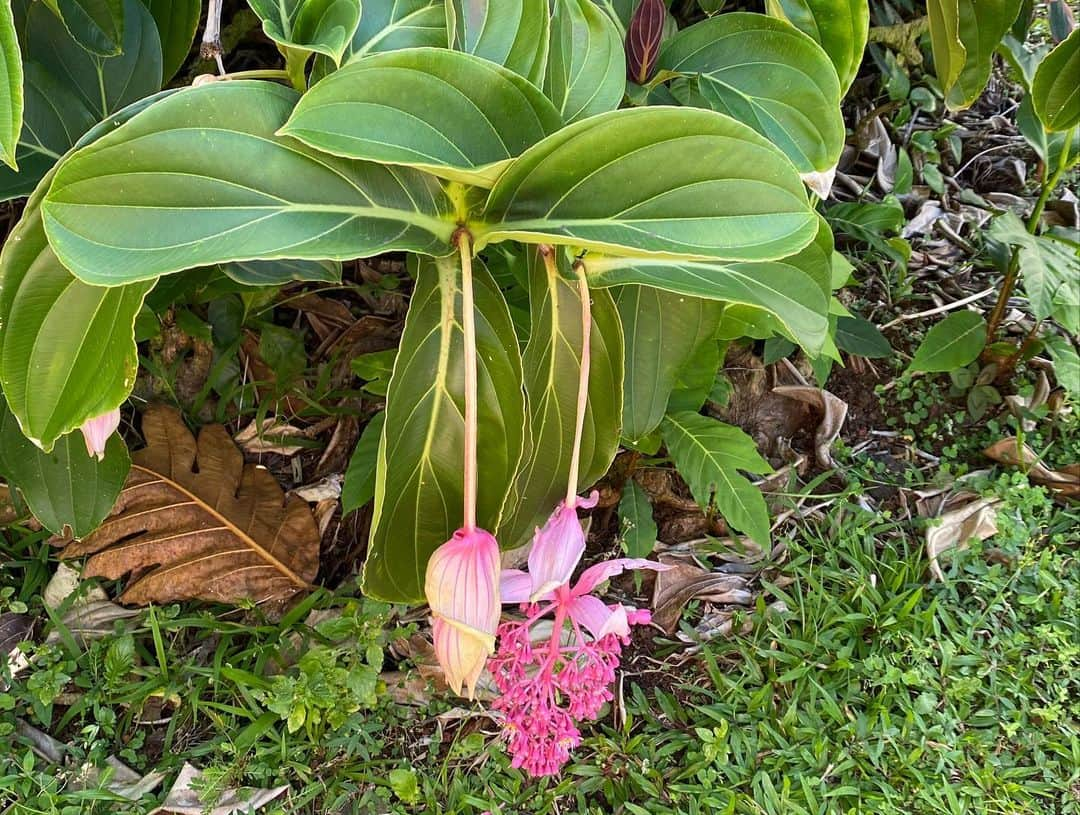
565, 261, 592, 506
459, 232, 478, 532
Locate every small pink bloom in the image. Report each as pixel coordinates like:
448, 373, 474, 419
489, 495, 670, 776
526, 491, 598, 601
424, 527, 501, 698
79, 409, 121, 461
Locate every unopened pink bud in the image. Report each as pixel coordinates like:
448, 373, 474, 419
79, 409, 121, 461
424, 527, 501, 698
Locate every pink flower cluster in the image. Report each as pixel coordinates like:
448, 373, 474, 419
487, 492, 667, 776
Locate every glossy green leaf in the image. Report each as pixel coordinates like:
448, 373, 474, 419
141, 0, 200, 80
619, 479, 657, 559
42, 81, 456, 287
586, 255, 829, 353
219, 258, 341, 286
930, 0, 1023, 110
1044, 334, 1079, 400
478, 107, 817, 262
42, 0, 124, 55
0, 0, 162, 200
446, 0, 549, 84
0, 396, 130, 537
1017, 94, 1080, 172
0, 0, 21, 171
496, 247, 623, 550
988, 212, 1080, 333
765, 0, 869, 95
342, 411, 384, 515
660, 411, 772, 545
283, 48, 562, 186
0, 164, 152, 451
310, 0, 447, 81
658, 13, 844, 178
834, 314, 891, 358
249, 0, 361, 64
1033, 28, 1080, 131
616, 287, 722, 443
364, 254, 526, 602
545, 0, 625, 123
908, 311, 987, 373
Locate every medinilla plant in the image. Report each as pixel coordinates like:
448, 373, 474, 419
0, 0, 856, 605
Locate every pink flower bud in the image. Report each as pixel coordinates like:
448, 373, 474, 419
424, 527, 501, 698
626, 0, 666, 85
79, 409, 121, 461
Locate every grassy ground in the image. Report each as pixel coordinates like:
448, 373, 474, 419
2, 455, 1077, 814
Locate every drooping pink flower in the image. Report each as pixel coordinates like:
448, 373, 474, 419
489, 496, 669, 776
425, 527, 501, 698
79, 409, 121, 461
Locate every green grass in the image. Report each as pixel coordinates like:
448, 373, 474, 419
1, 472, 1077, 814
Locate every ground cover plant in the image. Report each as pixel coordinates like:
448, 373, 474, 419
0, 0, 1077, 812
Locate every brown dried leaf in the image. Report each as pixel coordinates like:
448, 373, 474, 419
984, 437, 1080, 499
926, 497, 1001, 581
234, 418, 308, 457
772, 386, 849, 468
151, 763, 288, 815
651, 556, 754, 633
61, 406, 319, 605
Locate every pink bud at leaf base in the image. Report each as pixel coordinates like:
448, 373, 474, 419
424, 527, 501, 698
626, 0, 666, 85
79, 409, 121, 461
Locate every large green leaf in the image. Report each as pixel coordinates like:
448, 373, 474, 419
283, 48, 562, 186
310, 0, 447, 81
0, 0, 20, 171
477, 107, 817, 262
765, 0, 869, 95
1017, 94, 1080, 173
545, 0, 625, 123
0, 396, 130, 537
0, 0, 161, 200
988, 212, 1080, 333
930, 0, 1022, 110
616, 287, 722, 443
658, 13, 844, 180
926, 0, 964, 93
141, 0, 200, 80
586, 255, 829, 353
619, 478, 657, 558
446, 0, 549, 85
219, 258, 341, 286
42, 81, 456, 287
364, 255, 526, 602
249, 0, 361, 64
1032, 28, 1080, 132
496, 246, 623, 550
908, 310, 987, 373
42, 0, 123, 55
0, 163, 152, 451
660, 411, 772, 545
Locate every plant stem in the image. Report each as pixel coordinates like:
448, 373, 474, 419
565, 259, 592, 507
986, 129, 1073, 346
200, 0, 226, 74
459, 231, 478, 533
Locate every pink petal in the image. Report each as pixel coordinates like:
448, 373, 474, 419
500, 569, 532, 604
572, 558, 671, 596
568, 595, 629, 640
424, 527, 500, 640
79, 409, 121, 461
527, 502, 586, 600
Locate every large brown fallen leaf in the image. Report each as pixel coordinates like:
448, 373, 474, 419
151, 762, 288, 815
61, 406, 319, 605
651, 556, 755, 634
984, 437, 1080, 500
925, 496, 1002, 581
772, 386, 848, 468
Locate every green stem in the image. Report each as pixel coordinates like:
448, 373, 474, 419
986, 126, 1074, 345
221, 69, 292, 82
